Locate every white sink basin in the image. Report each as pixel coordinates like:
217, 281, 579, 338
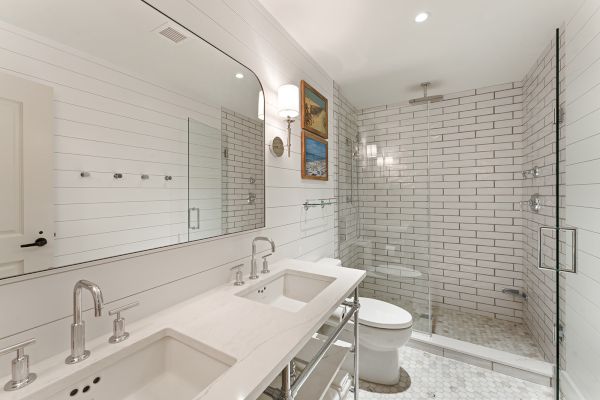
33, 329, 235, 400
236, 269, 336, 312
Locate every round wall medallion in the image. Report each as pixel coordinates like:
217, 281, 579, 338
271, 136, 285, 157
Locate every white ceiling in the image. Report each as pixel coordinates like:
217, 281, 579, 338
258, 0, 574, 109
0, 0, 262, 118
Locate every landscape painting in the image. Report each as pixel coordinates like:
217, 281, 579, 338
301, 80, 328, 138
301, 131, 328, 180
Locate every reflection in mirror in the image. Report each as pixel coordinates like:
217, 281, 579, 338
0, 0, 264, 279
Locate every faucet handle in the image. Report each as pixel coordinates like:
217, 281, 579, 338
108, 301, 139, 317
0, 338, 37, 391
108, 301, 139, 344
231, 264, 245, 286
261, 253, 272, 274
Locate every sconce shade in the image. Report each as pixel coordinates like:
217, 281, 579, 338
277, 84, 299, 118
258, 90, 265, 121
366, 144, 378, 158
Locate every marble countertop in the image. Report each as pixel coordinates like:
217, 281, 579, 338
1, 259, 365, 400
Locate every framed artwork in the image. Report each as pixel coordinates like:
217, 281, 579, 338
301, 131, 328, 181
301, 80, 328, 139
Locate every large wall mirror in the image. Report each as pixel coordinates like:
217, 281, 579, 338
0, 0, 265, 279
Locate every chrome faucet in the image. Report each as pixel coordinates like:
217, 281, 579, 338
65, 280, 104, 364
250, 237, 275, 279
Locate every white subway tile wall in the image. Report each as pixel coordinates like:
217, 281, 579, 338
221, 108, 265, 234
521, 31, 565, 363
354, 82, 526, 324
334, 83, 361, 268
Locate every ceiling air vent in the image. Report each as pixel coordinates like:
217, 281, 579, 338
156, 24, 187, 44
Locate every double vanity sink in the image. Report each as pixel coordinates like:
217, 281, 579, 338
43, 329, 234, 400
237, 269, 336, 313
1, 260, 364, 400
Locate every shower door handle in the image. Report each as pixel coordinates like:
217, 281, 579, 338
188, 207, 200, 230
537, 226, 577, 273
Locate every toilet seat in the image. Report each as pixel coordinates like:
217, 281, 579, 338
358, 297, 412, 330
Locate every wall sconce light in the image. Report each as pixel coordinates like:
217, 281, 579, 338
277, 84, 299, 157
366, 144, 378, 158
257, 90, 264, 121
376, 156, 384, 167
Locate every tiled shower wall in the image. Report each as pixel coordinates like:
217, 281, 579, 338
221, 108, 265, 234
334, 83, 361, 267
521, 32, 565, 362
335, 37, 565, 361
355, 84, 526, 322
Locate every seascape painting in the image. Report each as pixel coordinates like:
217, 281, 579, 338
301, 131, 328, 180
301, 80, 328, 138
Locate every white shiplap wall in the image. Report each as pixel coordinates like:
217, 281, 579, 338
0, 0, 335, 376
189, 117, 223, 240
0, 19, 217, 267
563, 0, 600, 398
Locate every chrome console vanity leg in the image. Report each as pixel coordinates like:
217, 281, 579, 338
282, 363, 293, 399
352, 286, 360, 399
264, 288, 360, 400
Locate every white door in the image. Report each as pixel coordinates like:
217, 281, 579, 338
0, 72, 53, 278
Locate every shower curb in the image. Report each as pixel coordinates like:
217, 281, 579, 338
408, 332, 554, 387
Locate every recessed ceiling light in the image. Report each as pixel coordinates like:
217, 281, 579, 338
235, 73, 244, 79
415, 12, 429, 23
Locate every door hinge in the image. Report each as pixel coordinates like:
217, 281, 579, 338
558, 323, 565, 343
555, 106, 565, 126
553, 323, 565, 344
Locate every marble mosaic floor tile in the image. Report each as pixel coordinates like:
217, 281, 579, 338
429, 307, 545, 361
347, 346, 553, 400
370, 295, 545, 361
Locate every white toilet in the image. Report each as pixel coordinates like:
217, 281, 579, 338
318, 259, 413, 385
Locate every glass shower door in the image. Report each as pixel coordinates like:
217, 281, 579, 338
537, 27, 579, 400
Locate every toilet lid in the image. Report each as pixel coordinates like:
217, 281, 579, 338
358, 297, 413, 330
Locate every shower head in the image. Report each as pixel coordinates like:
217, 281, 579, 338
408, 82, 444, 104
409, 95, 444, 104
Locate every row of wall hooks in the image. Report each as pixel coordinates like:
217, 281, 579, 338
79, 171, 173, 181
